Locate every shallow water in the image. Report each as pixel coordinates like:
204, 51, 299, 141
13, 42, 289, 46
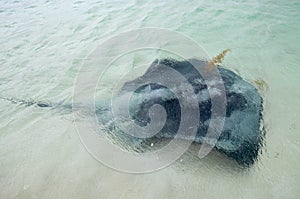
0, 0, 300, 198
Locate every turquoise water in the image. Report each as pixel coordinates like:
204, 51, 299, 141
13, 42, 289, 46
0, 0, 299, 198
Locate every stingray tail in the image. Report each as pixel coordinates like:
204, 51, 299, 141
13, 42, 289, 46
0, 96, 54, 107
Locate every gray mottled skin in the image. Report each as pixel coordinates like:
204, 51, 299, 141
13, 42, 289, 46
97, 58, 264, 166
1, 58, 263, 166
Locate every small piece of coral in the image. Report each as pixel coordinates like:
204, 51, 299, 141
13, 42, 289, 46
254, 79, 267, 90
206, 49, 231, 71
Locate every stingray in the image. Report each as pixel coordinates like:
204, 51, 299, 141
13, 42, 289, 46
1, 58, 264, 166
97, 58, 264, 166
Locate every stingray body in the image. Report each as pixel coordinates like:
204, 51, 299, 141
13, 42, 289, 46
97, 58, 264, 166
1, 58, 263, 166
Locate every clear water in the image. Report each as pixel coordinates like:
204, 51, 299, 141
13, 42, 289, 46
0, 0, 299, 198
